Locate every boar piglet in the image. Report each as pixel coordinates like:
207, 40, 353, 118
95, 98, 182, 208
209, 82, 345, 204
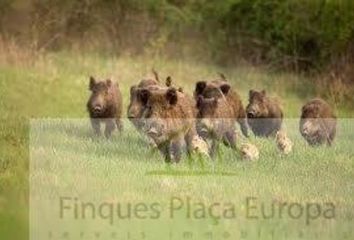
87, 76, 123, 138
138, 87, 197, 163
196, 95, 237, 158
300, 98, 336, 146
246, 90, 283, 137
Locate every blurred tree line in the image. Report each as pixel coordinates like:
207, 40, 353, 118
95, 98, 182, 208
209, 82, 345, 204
0, 0, 354, 72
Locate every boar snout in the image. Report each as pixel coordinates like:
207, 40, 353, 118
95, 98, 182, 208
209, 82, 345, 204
247, 111, 256, 118
246, 105, 258, 118
301, 120, 316, 136
144, 120, 165, 137
246, 102, 261, 119
302, 125, 310, 136
90, 93, 106, 114
127, 107, 139, 120
93, 105, 103, 114
200, 118, 211, 129
199, 118, 214, 133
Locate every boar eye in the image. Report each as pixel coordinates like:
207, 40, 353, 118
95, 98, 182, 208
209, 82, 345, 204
92, 86, 100, 93
138, 89, 151, 105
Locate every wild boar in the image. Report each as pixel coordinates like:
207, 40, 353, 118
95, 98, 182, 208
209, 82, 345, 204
87, 76, 122, 138
194, 77, 248, 137
196, 95, 237, 158
246, 90, 283, 137
138, 87, 198, 162
299, 98, 337, 146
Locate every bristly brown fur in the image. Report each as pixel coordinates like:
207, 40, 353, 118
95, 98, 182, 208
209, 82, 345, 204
194, 78, 248, 137
299, 98, 336, 146
139, 87, 197, 163
196, 95, 237, 158
87, 76, 122, 138
246, 89, 283, 137
128, 75, 183, 128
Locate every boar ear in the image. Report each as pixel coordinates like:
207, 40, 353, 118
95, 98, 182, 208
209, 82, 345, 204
220, 84, 231, 95
165, 76, 172, 87
195, 81, 207, 96
139, 89, 151, 105
196, 95, 204, 109
106, 79, 112, 87
166, 88, 178, 105
261, 90, 266, 96
89, 76, 96, 90
249, 90, 256, 98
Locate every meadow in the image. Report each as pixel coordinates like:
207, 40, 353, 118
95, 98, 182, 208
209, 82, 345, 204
1, 50, 354, 239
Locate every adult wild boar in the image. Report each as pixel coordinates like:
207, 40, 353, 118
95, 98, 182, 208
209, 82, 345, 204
138, 87, 197, 163
87, 76, 122, 138
246, 90, 283, 137
299, 98, 337, 146
196, 95, 237, 158
194, 77, 248, 137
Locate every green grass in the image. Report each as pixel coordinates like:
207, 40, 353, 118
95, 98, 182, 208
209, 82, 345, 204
1, 51, 354, 239
28, 119, 354, 239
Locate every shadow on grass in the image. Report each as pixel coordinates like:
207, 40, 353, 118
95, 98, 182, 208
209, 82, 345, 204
146, 170, 237, 177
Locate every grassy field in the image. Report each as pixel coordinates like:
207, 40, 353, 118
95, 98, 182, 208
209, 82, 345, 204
1, 51, 354, 239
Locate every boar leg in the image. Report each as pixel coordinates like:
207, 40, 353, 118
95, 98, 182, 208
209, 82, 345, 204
184, 127, 197, 157
90, 118, 101, 136
224, 131, 237, 150
237, 117, 249, 138
104, 119, 116, 138
210, 139, 220, 159
269, 118, 282, 137
115, 118, 123, 132
170, 138, 183, 163
327, 129, 336, 146
158, 142, 172, 163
